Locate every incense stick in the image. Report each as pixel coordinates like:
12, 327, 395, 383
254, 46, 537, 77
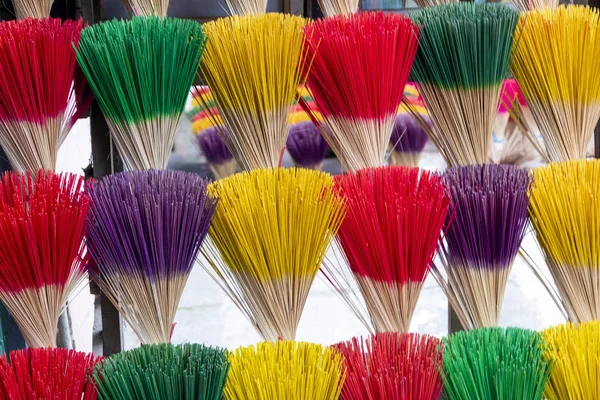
202, 168, 345, 341
324, 166, 449, 333
0, 171, 89, 348
335, 332, 444, 400
76, 17, 206, 170
87, 170, 217, 344
200, 14, 308, 171
434, 164, 531, 330
0, 18, 89, 172
528, 160, 600, 323
225, 341, 345, 400
410, 4, 519, 167
511, 6, 600, 162
303, 12, 419, 172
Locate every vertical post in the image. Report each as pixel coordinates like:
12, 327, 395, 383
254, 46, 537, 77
89, 101, 124, 356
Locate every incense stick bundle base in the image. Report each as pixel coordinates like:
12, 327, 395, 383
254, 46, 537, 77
11, 0, 53, 18
325, 166, 449, 334
528, 160, 600, 323
0, 171, 89, 348
87, 170, 217, 345
203, 168, 344, 341
410, 4, 519, 168
225, 341, 344, 400
435, 165, 530, 330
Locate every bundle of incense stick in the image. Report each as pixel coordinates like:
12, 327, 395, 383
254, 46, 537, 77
93, 343, 229, 400
410, 3, 519, 167
225, 0, 266, 16
324, 166, 449, 333
389, 114, 429, 168
286, 122, 329, 170
225, 341, 344, 400
0, 171, 89, 348
76, 17, 206, 170
444, 328, 552, 399
511, 6, 600, 162
202, 168, 345, 341
303, 12, 419, 172
0, 348, 101, 399
413, 0, 457, 8
317, 0, 357, 18
122, 0, 169, 17
542, 321, 600, 399
434, 165, 530, 330
0, 18, 89, 172
198, 128, 237, 179
87, 170, 217, 344
526, 160, 600, 323
12, 0, 53, 18
335, 332, 444, 399
200, 14, 307, 171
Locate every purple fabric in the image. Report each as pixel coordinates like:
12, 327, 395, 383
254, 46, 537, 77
443, 164, 530, 269
286, 121, 329, 167
86, 170, 217, 281
197, 127, 233, 164
390, 114, 429, 153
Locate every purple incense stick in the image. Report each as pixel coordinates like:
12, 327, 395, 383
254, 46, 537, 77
286, 121, 329, 168
197, 127, 233, 165
86, 170, 217, 282
443, 164, 531, 269
390, 114, 429, 154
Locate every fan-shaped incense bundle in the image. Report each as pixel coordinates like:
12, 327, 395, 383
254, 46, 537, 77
410, 4, 519, 167
0, 171, 89, 348
198, 128, 237, 179
434, 165, 530, 330
389, 114, 429, 168
444, 328, 552, 400
509, 0, 558, 11
87, 170, 217, 344
93, 343, 229, 400
286, 122, 329, 170
0, 348, 100, 399
0, 18, 89, 172
200, 14, 307, 171
303, 12, 419, 172
202, 168, 345, 341
511, 6, 600, 162
527, 160, 600, 323
121, 0, 169, 17
335, 332, 444, 400
542, 321, 600, 399
225, 341, 345, 400
324, 167, 449, 333
76, 17, 206, 170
